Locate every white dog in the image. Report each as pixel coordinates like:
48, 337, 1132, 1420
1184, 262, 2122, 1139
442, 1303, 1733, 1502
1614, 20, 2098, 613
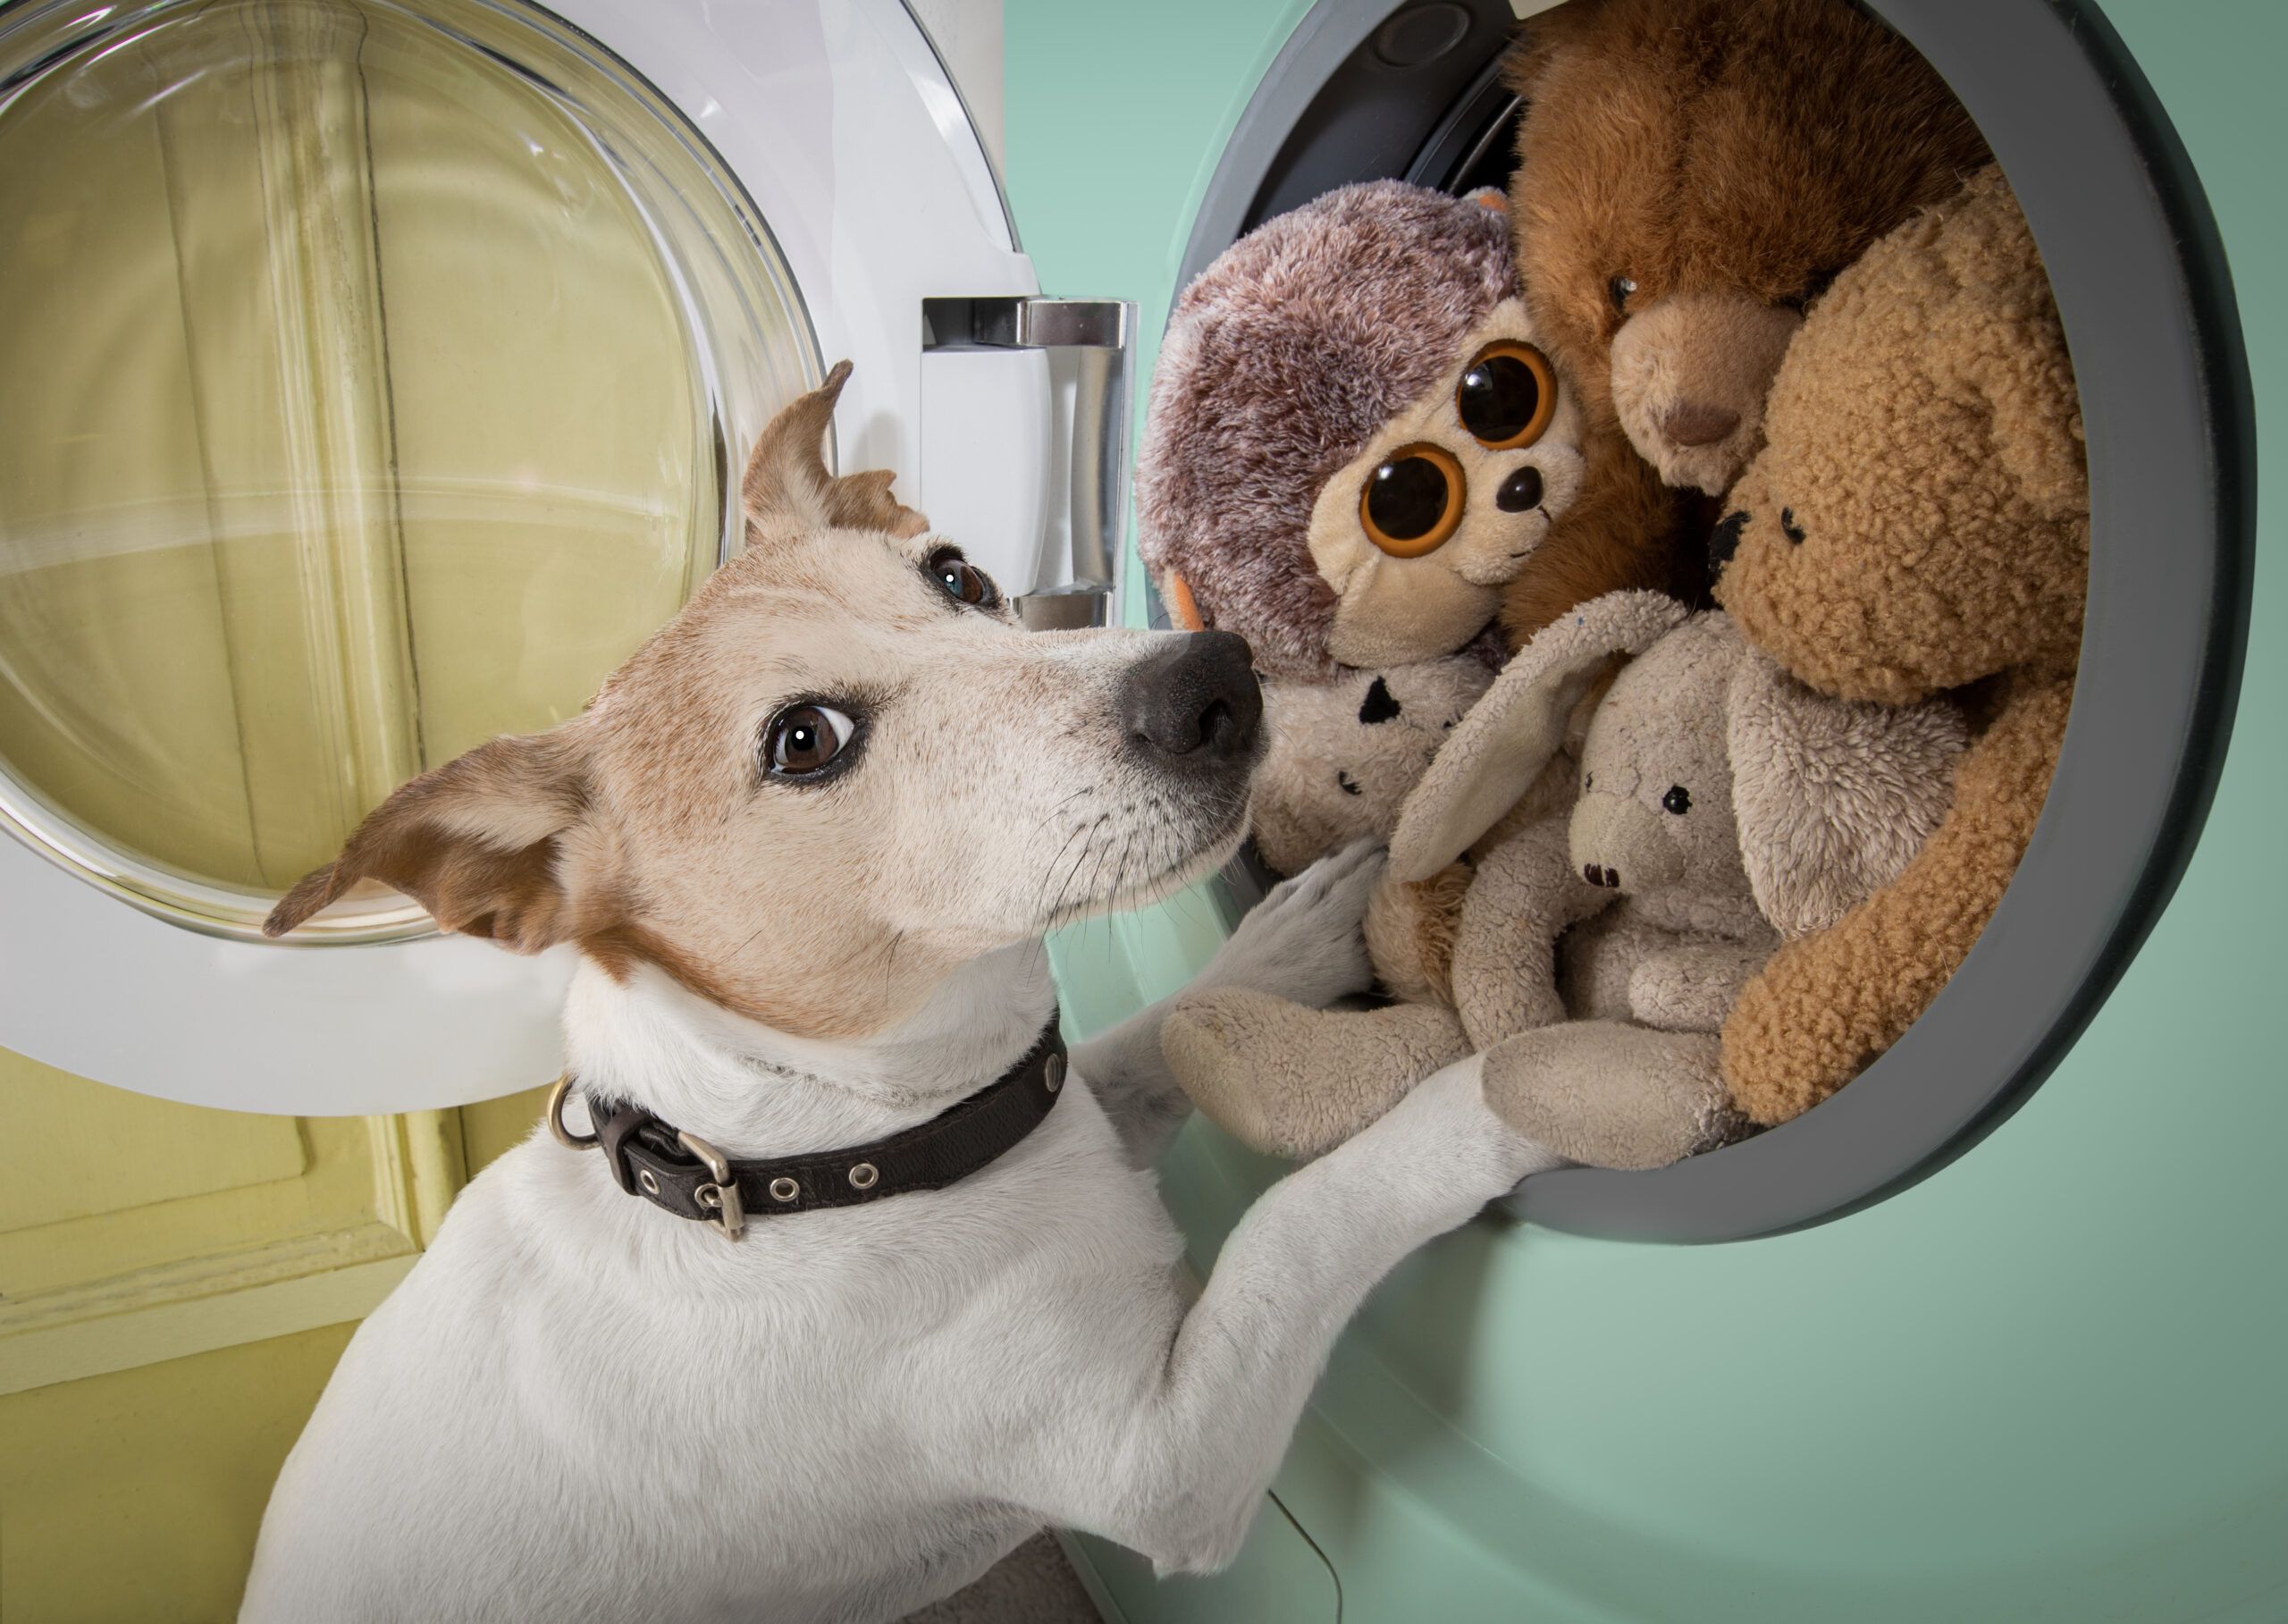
241, 365, 1553, 1623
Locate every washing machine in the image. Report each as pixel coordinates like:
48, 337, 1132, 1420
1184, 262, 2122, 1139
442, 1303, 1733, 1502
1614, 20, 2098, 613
0, 0, 2277, 1619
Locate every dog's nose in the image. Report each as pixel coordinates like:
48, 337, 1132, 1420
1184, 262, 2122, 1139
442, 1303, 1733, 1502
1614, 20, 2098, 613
1661, 401, 1739, 448
1121, 631, 1262, 764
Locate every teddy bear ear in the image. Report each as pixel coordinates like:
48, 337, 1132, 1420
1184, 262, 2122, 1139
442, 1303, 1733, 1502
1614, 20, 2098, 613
1726, 647, 1970, 938
1391, 591, 1689, 882
1944, 172, 2089, 522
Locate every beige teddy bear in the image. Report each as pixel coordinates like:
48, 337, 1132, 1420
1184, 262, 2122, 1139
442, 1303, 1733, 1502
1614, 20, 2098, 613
1170, 591, 1966, 1166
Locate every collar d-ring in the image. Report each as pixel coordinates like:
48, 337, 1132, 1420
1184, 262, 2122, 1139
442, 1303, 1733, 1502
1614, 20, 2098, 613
546, 1073, 600, 1151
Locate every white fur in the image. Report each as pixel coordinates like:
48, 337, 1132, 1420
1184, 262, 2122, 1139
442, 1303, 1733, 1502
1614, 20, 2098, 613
242, 841, 1554, 1623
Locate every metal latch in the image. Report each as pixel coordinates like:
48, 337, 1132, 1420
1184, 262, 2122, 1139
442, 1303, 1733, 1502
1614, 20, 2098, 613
923, 297, 1137, 630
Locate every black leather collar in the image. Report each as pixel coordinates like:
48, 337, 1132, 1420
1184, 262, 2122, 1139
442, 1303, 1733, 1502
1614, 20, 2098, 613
556, 1016, 1066, 1239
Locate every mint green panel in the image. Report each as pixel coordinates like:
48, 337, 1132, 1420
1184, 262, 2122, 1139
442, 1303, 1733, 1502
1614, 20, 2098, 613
1009, 0, 2287, 1620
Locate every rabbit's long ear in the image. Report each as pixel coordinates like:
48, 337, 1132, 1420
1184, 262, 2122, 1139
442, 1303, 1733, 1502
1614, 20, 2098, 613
1727, 649, 1970, 938
1391, 592, 1689, 882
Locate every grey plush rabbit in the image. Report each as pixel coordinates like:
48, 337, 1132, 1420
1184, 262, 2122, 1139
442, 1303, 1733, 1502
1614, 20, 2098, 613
1168, 591, 1967, 1167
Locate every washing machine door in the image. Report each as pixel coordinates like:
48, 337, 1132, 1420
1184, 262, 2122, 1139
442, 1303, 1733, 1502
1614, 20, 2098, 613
0, 0, 1123, 1114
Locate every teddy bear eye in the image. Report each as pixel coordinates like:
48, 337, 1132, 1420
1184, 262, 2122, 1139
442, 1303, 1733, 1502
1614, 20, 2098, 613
1455, 341, 1558, 450
1609, 274, 1637, 313
1780, 508, 1806, 545
1661, 785, 1692, 815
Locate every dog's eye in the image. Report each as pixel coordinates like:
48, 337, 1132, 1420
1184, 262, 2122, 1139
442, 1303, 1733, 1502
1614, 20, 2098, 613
763, 703, 857, 778
1609, 274, 1637, 314
1455, 341, 1558, 450
928, 546, 997, 608
1359, 443, 1465, 557
1780, 508, 1806, 545
1662, 785, 1692, 815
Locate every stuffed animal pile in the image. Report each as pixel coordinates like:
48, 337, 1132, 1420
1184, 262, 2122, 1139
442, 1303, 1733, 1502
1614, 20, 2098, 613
1139, 0, 2087, 1169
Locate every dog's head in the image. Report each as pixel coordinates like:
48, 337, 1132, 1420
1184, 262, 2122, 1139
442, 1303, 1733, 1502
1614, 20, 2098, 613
266, 364, 1264, 1040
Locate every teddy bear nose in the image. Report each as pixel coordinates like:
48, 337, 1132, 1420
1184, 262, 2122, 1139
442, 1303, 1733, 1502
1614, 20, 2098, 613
1582, 862, 1619, 888
1495, 466, 1544, 512
1661, 401, 1740, 448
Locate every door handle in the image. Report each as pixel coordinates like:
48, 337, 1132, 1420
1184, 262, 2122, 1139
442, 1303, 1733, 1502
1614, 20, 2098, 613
922, 297, 1137, 630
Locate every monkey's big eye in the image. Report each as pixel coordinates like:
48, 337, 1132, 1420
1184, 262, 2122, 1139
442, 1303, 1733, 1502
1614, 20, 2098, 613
1661, 785, 1692, 815
1359, 443, 1466, 557
927, 545, 997, 607
763, 703, 857, 778
1609, 274, 1637, 313
1455, 341, 1560, 450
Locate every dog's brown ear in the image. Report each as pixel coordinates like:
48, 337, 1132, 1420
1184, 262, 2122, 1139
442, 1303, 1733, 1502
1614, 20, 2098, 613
742, 360, 929, 541
264, 727, 601, 950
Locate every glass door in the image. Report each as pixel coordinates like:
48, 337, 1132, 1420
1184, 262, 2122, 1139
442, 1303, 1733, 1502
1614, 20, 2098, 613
0, 0, 816, 938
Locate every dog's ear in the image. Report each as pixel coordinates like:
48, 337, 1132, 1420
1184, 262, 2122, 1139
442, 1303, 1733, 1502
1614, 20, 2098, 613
742, 360, 930, 541
263, 725, 604, 950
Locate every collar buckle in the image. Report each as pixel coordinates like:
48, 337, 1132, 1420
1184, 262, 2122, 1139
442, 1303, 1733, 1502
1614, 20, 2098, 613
677, 1129, 746, 1241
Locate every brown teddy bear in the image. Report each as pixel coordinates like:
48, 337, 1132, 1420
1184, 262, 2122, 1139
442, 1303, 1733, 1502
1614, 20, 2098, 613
1138, 181, 1669, 877
1710, 164, 2088, 1127
1497, 0, 1989, 644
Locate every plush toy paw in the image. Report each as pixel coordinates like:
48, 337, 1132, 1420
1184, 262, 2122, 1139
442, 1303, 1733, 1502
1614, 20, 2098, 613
1163, 991, 1469, 1159
1481, 1022, 1747, 1171
1201, 839, 1384, 1009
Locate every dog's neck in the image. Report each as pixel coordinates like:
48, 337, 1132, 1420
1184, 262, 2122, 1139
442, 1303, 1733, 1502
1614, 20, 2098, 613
563, 945, 1059, 1158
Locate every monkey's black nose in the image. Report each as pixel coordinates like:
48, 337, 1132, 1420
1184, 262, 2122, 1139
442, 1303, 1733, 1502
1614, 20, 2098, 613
1708, 510, 1748, 576
1121, 631, 1263, 766
1496, 466, 1544, 513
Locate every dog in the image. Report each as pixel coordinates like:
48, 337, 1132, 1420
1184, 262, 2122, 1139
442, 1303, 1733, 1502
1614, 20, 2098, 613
240, 365, 1554, 1623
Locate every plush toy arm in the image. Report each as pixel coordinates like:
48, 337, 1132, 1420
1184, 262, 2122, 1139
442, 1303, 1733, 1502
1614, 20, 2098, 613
1162, 994, 1473, 1160
1628, 939, 1775, 1033
1483, 1022, 1743, 1171
1720, 676, 2072, 1124
1450, 816, 1611, 1050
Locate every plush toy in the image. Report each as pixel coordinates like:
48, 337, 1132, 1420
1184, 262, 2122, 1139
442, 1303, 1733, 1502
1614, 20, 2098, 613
1495, 0, 1989, 644
1709, 164, 2088, 1126
1169, 592, 1965, 1163
1137, 181, 1628, 877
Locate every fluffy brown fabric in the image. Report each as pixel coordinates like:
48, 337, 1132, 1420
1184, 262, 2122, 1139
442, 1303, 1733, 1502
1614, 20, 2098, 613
1138, 181, 1516, 679
1712, 165, 2088, 1124
1495, 0, 1989, 634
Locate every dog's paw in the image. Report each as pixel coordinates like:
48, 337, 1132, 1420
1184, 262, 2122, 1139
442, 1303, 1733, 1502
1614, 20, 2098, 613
1372, 1051, 1568, 1199
1205, 839, 1384, 1006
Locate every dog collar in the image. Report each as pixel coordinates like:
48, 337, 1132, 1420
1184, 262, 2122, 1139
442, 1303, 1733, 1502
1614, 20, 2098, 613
546, 1016, 1066, 1240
